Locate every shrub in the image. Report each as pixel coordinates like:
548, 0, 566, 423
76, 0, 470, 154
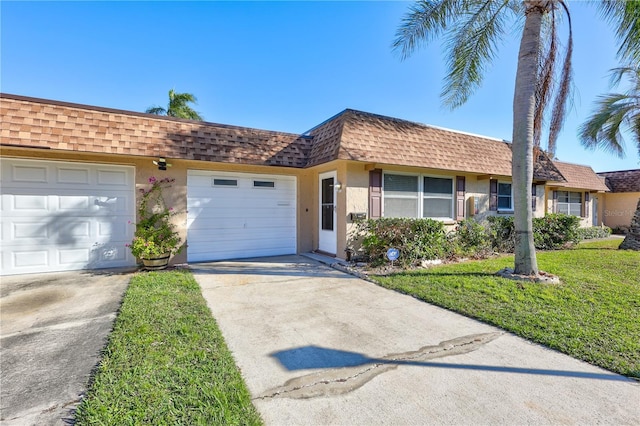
354, 214, 585, 267
449, 219, 492, 258
356, 218, 450, 266
486, 216, 515, 253
577, 226, 612, 240
533, 213, 581, 250
486, 214, 581, 252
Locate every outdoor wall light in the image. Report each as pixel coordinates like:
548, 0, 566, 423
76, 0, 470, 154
333, 182, 343, 191
153, 158, 172, 171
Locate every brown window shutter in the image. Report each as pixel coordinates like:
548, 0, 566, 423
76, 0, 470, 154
489, 179, 498, 211
531, 183, 537, 212
582, 192, 588, 217
456, 176, 465, 220
369, 169, 382, 219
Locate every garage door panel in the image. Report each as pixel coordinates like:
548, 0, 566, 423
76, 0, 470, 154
187, 170, 296, 262
13, 222, 50, 240
188, 217, 295, 232
1, 159, 136, 275
187, 188, 296, 202
10, 164, 49, 183
189, 235, 296, 250
12, 249, 49, 268
188, 244, 295, 263
187, 227, 296, 241
57, 167, 90, 184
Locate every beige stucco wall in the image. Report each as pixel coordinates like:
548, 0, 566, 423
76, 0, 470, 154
602, 192, 640, 229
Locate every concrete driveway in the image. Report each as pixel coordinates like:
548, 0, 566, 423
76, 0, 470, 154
0, 268, 132, 425
193, 255, 640, 425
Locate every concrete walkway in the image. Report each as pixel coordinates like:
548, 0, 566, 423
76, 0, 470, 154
193, 255, 639, 425
0, 269, 132, 425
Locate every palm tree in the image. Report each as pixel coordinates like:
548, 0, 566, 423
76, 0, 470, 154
579, 64, 640, 251
393, 0, 640, 275
146, 89, 203, 121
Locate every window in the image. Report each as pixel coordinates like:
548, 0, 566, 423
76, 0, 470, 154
423, 176, 453, 219
497, 182, 512, 210
382, 173, 454, 220
213, 178, 237, 187
383, 174, 418, 218
557, 191, 582, 216
253, 180, 275, 188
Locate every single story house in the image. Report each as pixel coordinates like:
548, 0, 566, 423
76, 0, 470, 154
0, 93, 612, 275
596, 169, 640, 231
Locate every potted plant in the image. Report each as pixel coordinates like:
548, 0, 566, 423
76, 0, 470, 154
127, 176, 183, 270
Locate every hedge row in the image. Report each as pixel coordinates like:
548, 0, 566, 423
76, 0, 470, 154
352, 215, 610, 266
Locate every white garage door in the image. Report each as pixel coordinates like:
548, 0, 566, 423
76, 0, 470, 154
187, 170, 297, 262
1, 158, 136, 275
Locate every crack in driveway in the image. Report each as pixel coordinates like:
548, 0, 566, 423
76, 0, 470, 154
256, 332, 502, 399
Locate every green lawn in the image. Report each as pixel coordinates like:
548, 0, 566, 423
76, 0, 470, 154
373, 239, 640, 378
75, 270, 262, 425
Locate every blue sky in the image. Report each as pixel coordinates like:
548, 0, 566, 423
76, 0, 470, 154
2, 1, 638, 172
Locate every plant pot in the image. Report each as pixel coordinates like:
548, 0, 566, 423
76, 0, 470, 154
141, 253, 171, 270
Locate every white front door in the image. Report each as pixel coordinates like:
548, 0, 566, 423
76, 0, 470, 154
318, 171, 337, 255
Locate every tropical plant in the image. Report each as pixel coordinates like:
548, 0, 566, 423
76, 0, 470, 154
146, 89, 204, 120
578, 63, 640, 252
579, 65, 640, 159
128, 177, 183, 259
392, 0, 640, 275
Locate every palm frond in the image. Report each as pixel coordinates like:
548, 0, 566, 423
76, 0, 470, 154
598, 0, 640, 63
534, 11, 558, 148
145, 106, 166, 115
608, 66, 638, 87
442, 0, 513, 108
392, 0, 465, 60
547, 1, 573, 157
578, 93, 636, 158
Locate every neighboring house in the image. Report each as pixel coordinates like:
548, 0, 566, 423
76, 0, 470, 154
0, 94, 614, 275
597, 169, 640, 230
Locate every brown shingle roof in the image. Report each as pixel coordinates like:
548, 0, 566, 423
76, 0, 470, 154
552, 161, 610, 191
307, 109, 564, 180
0, 95, 573, 183
597, 169, 640, 192
0, 94, 312, 167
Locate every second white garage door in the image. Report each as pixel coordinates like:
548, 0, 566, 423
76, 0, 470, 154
187, 170, 297, 262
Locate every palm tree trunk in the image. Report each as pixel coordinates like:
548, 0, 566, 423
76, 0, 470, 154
512, 2, 546, 275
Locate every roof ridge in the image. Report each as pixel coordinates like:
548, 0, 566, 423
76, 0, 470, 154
302, 109, 349, 136
342, 108, 510, 144
597, 169, 640, 174
552, 159, 597, 169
